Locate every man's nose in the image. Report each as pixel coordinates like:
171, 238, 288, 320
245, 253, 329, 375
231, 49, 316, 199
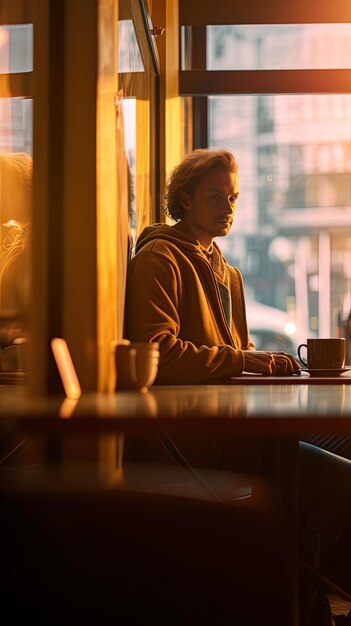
223, 197, 234, 213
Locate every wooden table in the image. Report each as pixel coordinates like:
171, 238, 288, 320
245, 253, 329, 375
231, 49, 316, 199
2, 376, 351, 626
3, 373, 351, 434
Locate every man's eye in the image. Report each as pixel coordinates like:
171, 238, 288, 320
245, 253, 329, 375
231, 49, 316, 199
229, 196, 237, 204
211, 194, 219, 201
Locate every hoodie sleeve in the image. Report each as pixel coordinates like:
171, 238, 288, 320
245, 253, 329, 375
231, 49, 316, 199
125, 250, 245, 384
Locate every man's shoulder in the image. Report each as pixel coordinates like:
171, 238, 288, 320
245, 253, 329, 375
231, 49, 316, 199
225, 262, 241, 275
128, 239, 190, 278
227, 263, 244, 281
135, 237, 191, 259
224, 263, 246, 298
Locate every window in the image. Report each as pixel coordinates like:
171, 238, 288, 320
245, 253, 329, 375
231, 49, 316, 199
0, 24, 33, 73
179, 2, 351, 349
183, 24, 351, 71
118, 0, 159, 244
0, 6, 32, 378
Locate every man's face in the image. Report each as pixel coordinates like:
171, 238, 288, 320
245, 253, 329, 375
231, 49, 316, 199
181, 167, 239, 247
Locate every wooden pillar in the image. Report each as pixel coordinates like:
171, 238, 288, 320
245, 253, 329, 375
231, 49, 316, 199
152, 0, 182, 218
31, 0, 118, 394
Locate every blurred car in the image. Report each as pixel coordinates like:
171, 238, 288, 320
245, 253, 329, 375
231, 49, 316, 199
246, 300, 312, 357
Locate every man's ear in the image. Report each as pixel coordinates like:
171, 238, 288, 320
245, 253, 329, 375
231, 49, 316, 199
180, 191, 192, 211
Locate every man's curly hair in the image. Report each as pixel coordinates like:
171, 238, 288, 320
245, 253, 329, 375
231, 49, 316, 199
163, 148, 238, 222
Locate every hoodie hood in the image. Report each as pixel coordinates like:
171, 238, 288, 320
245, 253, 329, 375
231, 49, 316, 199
135, 223, 200, 254
134, 222, 229, 283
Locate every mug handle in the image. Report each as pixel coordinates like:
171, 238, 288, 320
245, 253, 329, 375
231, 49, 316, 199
129, 348, 138, 383
297, 343, 308, 368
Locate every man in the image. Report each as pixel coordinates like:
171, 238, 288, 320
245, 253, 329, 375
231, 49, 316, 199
125, 149, 351, 620
125, 148, 300, 382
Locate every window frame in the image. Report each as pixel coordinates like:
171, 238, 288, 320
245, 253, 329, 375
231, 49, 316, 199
178, 0, 351, 338
0, 1, 32, 98
179, 0, 351, 99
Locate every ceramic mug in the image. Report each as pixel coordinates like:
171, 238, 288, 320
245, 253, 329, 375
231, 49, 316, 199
114, 340, 160, 392
297, 338, 346, 370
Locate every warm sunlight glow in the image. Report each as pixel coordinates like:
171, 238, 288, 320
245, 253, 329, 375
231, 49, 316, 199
284, 322, 297, 336
0, 27, 9, 50
51, 338, 81, 400
58, 398, 79, 419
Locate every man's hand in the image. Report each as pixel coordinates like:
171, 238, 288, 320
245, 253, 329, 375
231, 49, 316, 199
242, 350, 300, 376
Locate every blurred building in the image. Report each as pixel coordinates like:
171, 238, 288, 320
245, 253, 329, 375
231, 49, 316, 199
208, 24, 351, 337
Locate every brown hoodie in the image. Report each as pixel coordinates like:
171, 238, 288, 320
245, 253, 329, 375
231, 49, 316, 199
125, 223, 254, 384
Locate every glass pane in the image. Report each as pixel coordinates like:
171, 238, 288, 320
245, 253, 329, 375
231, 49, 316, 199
0, 97, 32, 375
208, 94, 351, 349
122, 97, 136, 240
182, 24, 351, 71
0, 97, 32, 153
118, 19, 144, 73
0, 25, 33, 73
118, 0, 157, 242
